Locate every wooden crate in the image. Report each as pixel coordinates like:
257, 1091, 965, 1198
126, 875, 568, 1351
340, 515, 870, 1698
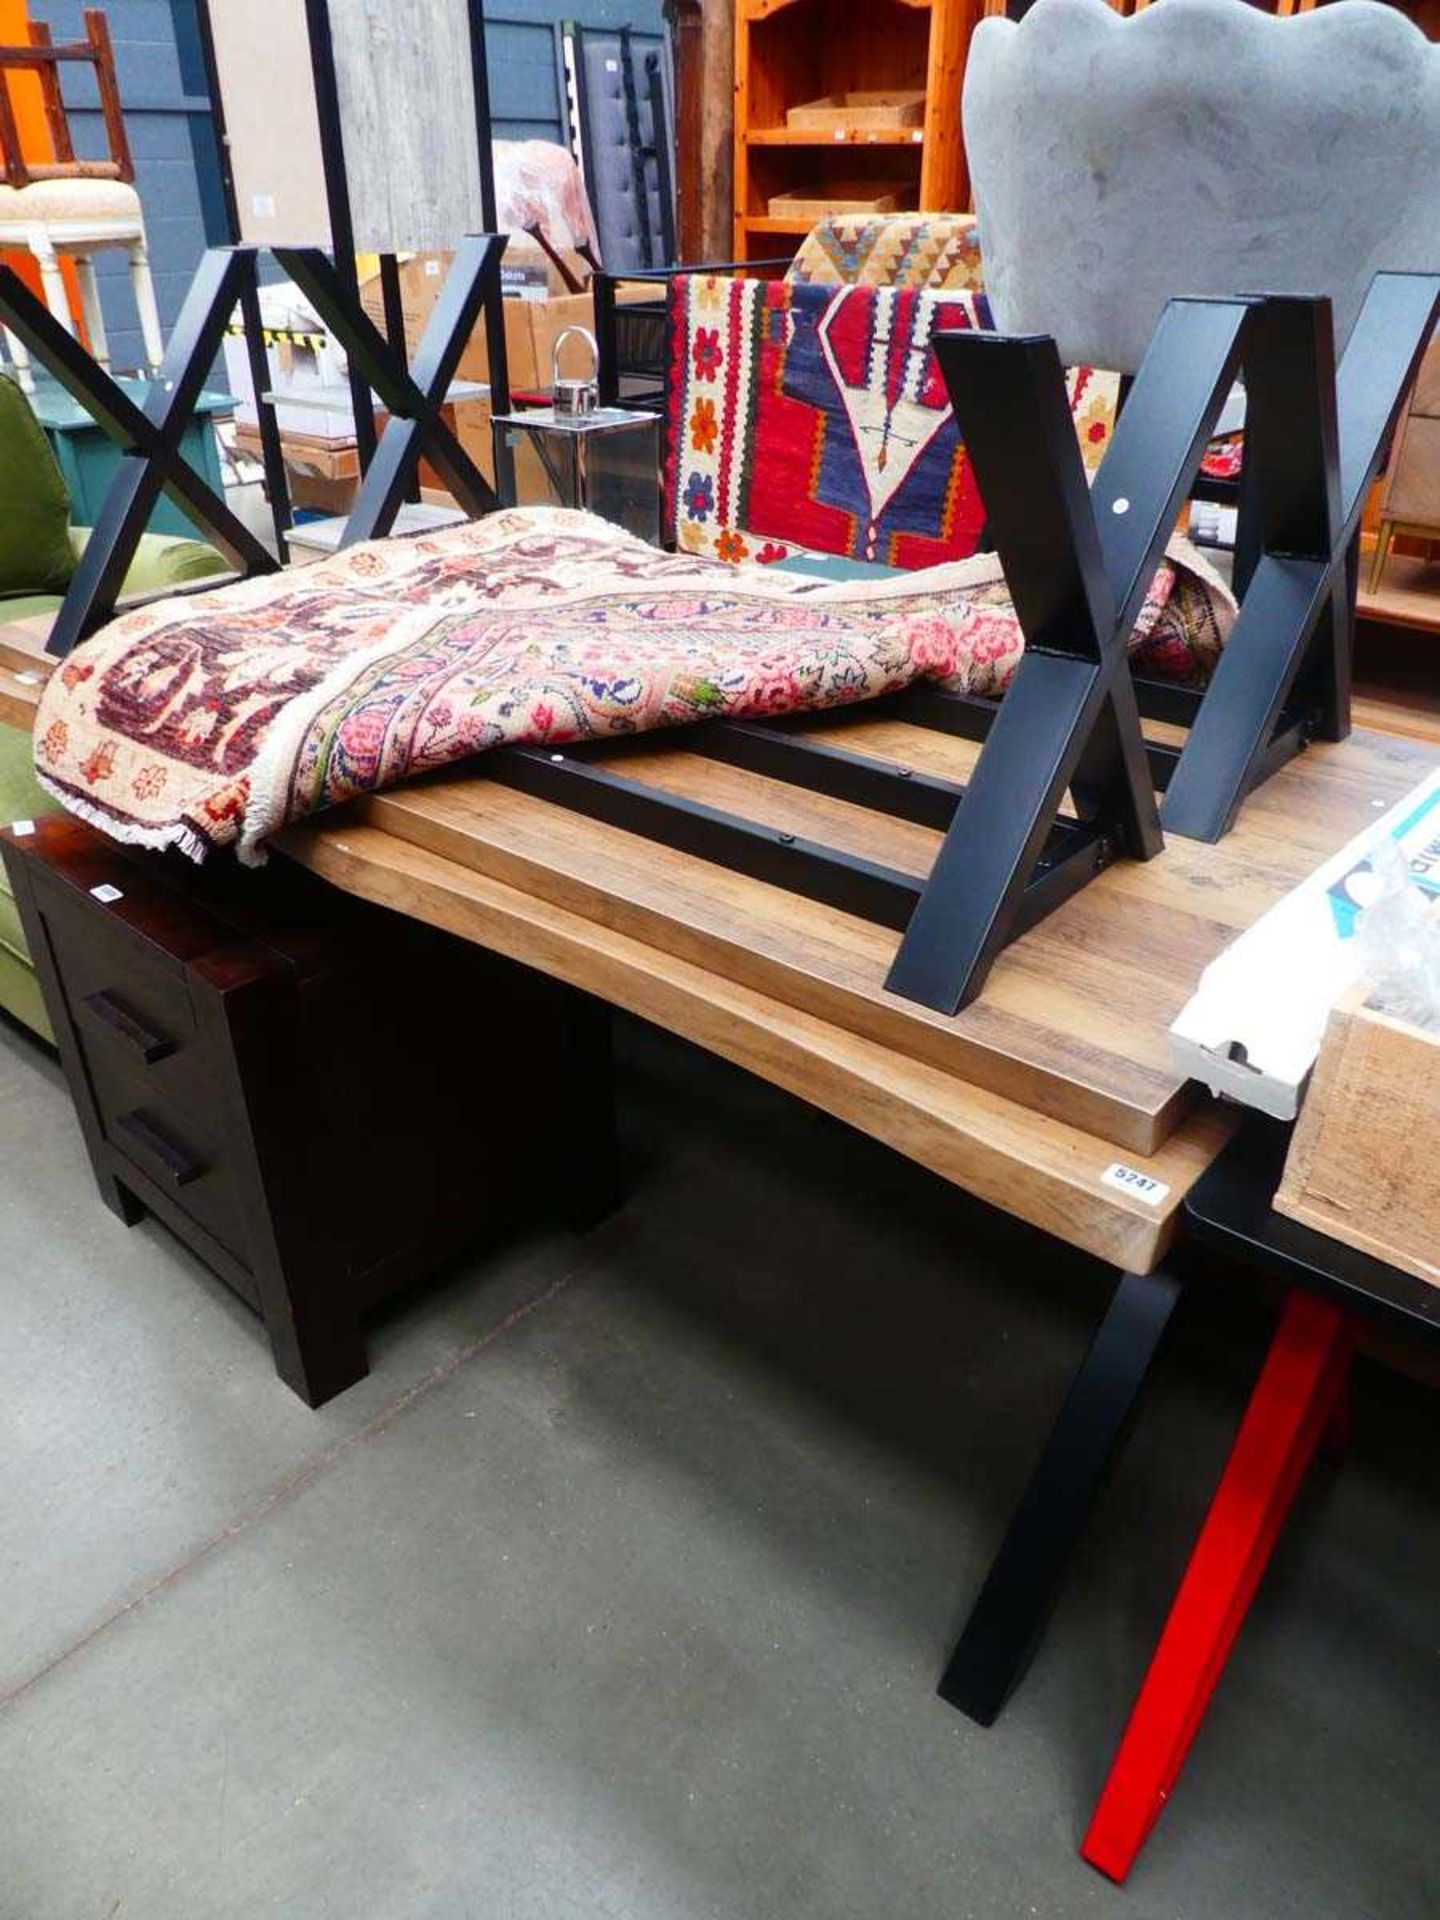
786, 89, 926, 131
1276, 989, 1440, 1285
768, 182, 905, 218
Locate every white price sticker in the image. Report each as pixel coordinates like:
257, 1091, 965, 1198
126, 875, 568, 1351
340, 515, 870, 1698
1101, 1163, 1171, 1207
9, 819, 34, 837
90, 883, 124, 905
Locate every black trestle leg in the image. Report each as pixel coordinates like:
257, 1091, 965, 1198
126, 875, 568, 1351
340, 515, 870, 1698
939, 1264, 1182, 1727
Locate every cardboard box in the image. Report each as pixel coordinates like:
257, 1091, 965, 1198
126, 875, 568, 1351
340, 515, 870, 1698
1171, 765, 1440, 1117
357, 251, 652, 397
1276, 987, 1440, 1285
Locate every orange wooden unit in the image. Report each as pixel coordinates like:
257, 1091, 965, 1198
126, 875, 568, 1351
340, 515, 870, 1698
0, 0, 84, 336
732, 0, 977, 263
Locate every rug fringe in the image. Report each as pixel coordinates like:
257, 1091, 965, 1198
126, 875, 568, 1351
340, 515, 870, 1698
32, 772, 214, 866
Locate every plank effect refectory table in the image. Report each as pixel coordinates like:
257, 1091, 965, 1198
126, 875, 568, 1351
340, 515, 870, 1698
5, 622, 1437, 1727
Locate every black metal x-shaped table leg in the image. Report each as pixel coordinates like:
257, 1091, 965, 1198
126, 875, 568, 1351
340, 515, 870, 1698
1163, 273, 1440, 841
274, 234, 508, 546
884, 295, 1259, 1015
0, 246, 279, 658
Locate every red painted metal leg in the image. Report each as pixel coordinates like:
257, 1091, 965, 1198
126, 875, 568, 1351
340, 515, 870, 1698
1081, 1289, 1357, 1884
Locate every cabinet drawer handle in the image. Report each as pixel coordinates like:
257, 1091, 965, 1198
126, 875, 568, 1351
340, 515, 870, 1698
82, 990, 175, 1065
115, 1110, 204, 1188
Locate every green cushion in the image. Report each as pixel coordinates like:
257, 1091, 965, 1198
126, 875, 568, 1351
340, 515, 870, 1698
0, 722, 51, 904
0, 592, 64, 623
0, 879, 28, 960
0, 373, 75, 599
0, 723, 52, 1040
0, 942, 51, 1042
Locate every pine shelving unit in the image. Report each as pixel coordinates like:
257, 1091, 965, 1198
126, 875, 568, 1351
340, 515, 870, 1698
732, 0, 977, 264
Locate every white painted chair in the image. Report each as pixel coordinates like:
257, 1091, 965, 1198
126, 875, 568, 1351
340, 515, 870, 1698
0, 9, 163, 391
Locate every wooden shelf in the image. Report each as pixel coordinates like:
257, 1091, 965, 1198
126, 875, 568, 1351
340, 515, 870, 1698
740, 214, 834, 234
1357, 550, 1440, 635
746, 126, 927, 147
733, 0, 975, 257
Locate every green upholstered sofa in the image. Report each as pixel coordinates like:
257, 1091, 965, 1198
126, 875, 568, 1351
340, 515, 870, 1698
0, 371, 228, 1040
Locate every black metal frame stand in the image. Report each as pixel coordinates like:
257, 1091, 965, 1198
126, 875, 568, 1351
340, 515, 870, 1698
188, 0, 294, 552
889, 275, 1440, 847
1160, 274, 1440, 839
510, 294, 1256, 1016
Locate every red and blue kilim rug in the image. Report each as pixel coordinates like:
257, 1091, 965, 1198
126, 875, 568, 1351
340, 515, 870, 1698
666, 274, 1117, 571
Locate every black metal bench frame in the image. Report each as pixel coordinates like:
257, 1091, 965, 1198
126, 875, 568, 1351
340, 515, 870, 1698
4, 249, 1436, 1020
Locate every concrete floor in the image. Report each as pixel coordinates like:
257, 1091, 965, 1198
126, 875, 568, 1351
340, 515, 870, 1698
1, 1005, 1437, 1920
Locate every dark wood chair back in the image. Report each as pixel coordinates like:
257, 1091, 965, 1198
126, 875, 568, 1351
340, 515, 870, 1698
0, 8, 132, 193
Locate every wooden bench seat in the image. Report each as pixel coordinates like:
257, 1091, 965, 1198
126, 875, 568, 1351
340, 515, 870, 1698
282, 717, 1437, 1168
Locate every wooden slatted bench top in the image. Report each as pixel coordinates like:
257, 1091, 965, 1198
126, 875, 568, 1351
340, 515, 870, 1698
282, 716, 1438, 1156
279, 815, 1236, 1274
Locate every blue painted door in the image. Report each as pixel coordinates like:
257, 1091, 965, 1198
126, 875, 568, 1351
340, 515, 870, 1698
488, 3, 663, 142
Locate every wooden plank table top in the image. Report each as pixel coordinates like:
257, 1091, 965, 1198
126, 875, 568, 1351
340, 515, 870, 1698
273, 719, 1428, 1274
280, 815, 1235, 1274
287, 716, 1438, 1156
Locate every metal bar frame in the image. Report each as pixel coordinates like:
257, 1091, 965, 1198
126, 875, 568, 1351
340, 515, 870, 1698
1162, 273, 1440, 839
465, 0, 516, 503
0, 249, 280, 657
303, 0, 376, 473
940, 1264, 1184, 1727
888, 278, 1440, 849
493, 283, 1437, 1014
481, 293, 1340, 1018
880, 297, 1251, 1012
917, 279, 1440, 853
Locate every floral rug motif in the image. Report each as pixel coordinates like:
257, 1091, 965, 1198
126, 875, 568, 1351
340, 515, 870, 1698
32, 507, 1232, 866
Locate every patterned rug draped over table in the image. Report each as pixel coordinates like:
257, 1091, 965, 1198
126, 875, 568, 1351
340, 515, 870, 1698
30, 508, 1230, 866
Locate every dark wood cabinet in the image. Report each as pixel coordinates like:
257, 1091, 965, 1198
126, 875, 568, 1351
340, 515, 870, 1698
1, 815, 617, 1407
